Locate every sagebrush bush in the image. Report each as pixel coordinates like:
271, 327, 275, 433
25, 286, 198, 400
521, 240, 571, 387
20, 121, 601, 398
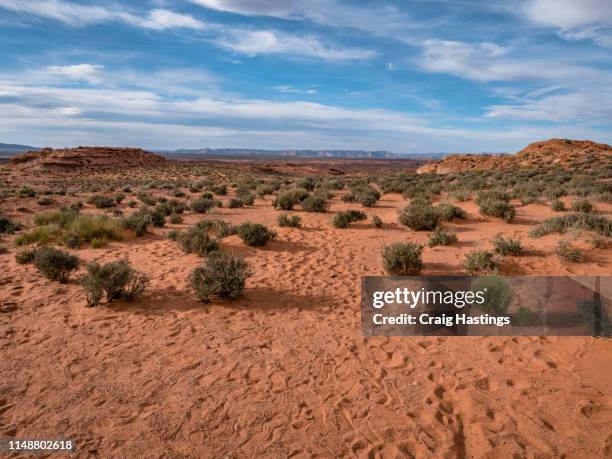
478, 199, 516, 222
273, 192, 297, 210
121, 211, 152, 236
555, 240, 583, 262
301, 195, 329, 213
169, 213, 183, 224
191, 197, 215, 214
529, 213, 611, 238
436, 203, 466, 221
331, 210, 367, 228
463, 250, 498, 274
492, 234, 522, 256
277, 213, 301, 228
428, 228, 458, 247
15, 248, 37, 264
550, 199, 566, 212
228, 198, 244, 209
237, 223, 277, 246
472, 276, 513, 315
80, 260, 149, 307
32, 246, 79, 283
382, 242, 423, 275
190, 251, 252, 303
87, 194, 115, 209
151, 207, 166, 227
176, 227, 220, 256
372, 215, 382, 228
399, 199, 440, 231
196, 219, 237, 238
0, 216, 21, 234
571, 198, 594, 213
211, 185, 227, 196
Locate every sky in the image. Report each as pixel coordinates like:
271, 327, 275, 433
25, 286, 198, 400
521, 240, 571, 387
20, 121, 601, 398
0, 0, 611, 153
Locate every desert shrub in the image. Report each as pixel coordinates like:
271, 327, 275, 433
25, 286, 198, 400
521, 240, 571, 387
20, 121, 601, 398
331, 210, 367, 228
255, 184, 275, 197
115, 193, 125, 203
492, 234, 522, 256
590, 237, 609, 249
176, 227, 220, 256
169, 213, 183, 224
15, 248, 37, 264
37, 197, 54, 206
18, 185, 36, 198
550, 199, 566, 211
529, 213, 611, 238
428, 229, 457, 247
211, 185, 227, 196
190, 251, 252, 303
137, 193, 157, 206
121, 211, 151, 236
228, 198, 244, 209
382, 242, 423, 275
150, 208, 166, 228
463, 250, 498, 274
478, 199, 516, 222
372, 215, 382, 228
399, 199, 440, 231
191, 197, 215, 214
15, 224, 62, 246
239, 192, 255, 206
471, 275, 513, 315
451, 190, 470, 202
237, 223, 277, 246
32, 246, 79, 283
277, 214, 301, 228
87, 194, 115, 209
80, 260, 149, 307
273, 192, 298, 210
196, 219, 237, 238
476, 190, 511, 204
296, 177, 317, 191
555, 240, 583, 262
436, 203, 466, 221
0, 216, 21, 234
90, 237, 108, 249
173, 189, 185, 198
343, 184, 381, 207
571, 199, 594, 213
127, 200, 137, 208
201, 191, 214, 199
301, 195, 329, 213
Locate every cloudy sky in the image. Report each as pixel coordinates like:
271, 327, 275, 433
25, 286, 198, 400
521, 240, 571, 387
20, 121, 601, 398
0, 0, 611, 152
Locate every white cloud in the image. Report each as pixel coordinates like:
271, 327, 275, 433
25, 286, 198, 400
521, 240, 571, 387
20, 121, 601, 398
46, 64, 104, 83
419, 39, 597, 82
215, 29, 376, 60
273, 86, 318, 94
0, 1, 205, 30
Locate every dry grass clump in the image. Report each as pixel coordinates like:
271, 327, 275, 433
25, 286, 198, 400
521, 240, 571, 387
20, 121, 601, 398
555, 240, 584, 262
0, 216, 21, 234
571, 198, 594, 213
550, 199, 566, 211
191, 251, 252, 303
277, 214, 301, 228
428, 228, 457, 247
491, 234, 523, 256
529, 213, 611, 238
463, 249, 499, 274
382, 242, 423, 275
81, 260, 149, 307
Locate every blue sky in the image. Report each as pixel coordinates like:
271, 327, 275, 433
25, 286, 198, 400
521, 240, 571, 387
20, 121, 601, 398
0, 0, 611, 153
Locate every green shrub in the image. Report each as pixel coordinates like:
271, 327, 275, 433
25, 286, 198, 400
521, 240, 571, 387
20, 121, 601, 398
237, 223, 277, 246
492, 234, 522, 256
191, 197, 215, 214
15, 248, 37, 264
372, 215, 382, 228
32, 246, 79, 283
571, 199, 594, 213
37, 197, 54, 206
121, 211, 151, 236
169, 213, 183, 224
428, 229, 458, 247
18, 186, 36, 198
115, 193, 125, 203
301, 195, 329, 213
239, 192, 255, 205
15, 224, 62, 246
137, 193, 157, 206
436, 203, 466, 221
127, 200, 137, 208
87, 194, 115, 209
277, 214, 301, 228
331, 210, 367, 228
0, 216, 21, 234
273, 192, 298, 210
211, 185, 227, 195
471, 276, 513, 315
479, 199, 516, 222
463, 250, 498, 274
529, 213, 611, 238
382, 242, 423, 275
150, 208, 166, 228
190, 251, 252, 303
196, 219, 237, 238
228, 198, 244, 209
176, 227, 220, 256
90, 237, 109, 249
550, 199, 566, 212
399, 199, 440, 231
80, 260, 149, 307
555, 240, 583, 262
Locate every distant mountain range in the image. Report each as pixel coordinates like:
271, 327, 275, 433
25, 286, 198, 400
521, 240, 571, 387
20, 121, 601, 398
0, 143, 39, 155
158, 148, 448, 160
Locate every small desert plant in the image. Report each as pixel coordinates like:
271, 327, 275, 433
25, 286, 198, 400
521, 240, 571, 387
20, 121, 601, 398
478, 199, 516, 222
436, 203, 466, 221
176, 227, 220, 256
555, 240, 583, 262
399, 199, 440, 231
372, 215, 382, 228
150, 208, 166, 228
239, 192, 255, 205
237, 223, 277, 246
80, 260, 149, 307
277, 214, 302, 228
471, 275, 513, 315
382, 242, 423, 275
0, 216, 21, 234
211, 184, 227, 196
529, 213, 611, 238
169, 213, 183, 224
571, 198, 594, 213
331, 210, 367, 228
87, 194, 115, 209
127, 200, 138, 208
114, 193, 125, 203
190, 251, 252, 303
121, 211, 151, 236
32, 246, 79, 283
18, 185, 36, 198
273, 192, 298, 210
301, 195, 329, 213
37, 197, 54, 206
15, 248, 37, 264
428, 228, 458, 247
196, 219, 237, 238
228, 198, 244, 209
550, 199, 566, 212
492, 234, 523, 256
191, 197, 215, 214
463, 250, 498, 274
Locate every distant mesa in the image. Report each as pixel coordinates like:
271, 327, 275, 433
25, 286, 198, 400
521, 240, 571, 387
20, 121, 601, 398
9, 146, 167, 171
417, 139, 612, 175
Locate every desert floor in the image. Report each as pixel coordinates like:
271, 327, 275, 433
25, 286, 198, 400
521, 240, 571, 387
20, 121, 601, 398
1, 190, 611, 458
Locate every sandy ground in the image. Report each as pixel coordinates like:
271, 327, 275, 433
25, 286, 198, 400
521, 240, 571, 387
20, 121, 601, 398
1, 192, 611, 458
